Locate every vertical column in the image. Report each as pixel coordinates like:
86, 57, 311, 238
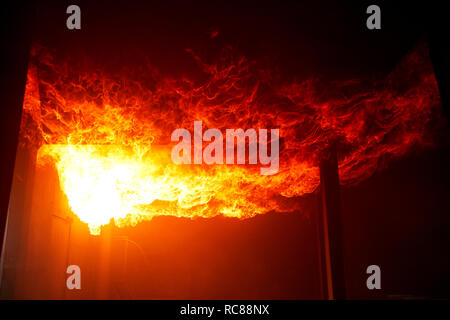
318, 147, 346, 300
0, 2, 34, 273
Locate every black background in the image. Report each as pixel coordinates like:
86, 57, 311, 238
1, 0, 450, 300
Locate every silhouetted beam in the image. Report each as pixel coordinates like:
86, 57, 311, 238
0, 2, 33, 262
426, 5, 450, 122
318, 147, 346, 300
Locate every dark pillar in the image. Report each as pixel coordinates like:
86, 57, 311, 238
318, 147, 346, 300
0, 2, 34, 261
426, 4, 450, 122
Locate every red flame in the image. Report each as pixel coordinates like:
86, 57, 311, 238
19, 42, 444, 233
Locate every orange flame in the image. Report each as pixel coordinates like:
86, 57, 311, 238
20, 43, 444, 234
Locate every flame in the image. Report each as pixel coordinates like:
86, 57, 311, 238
20, 43, 444, 234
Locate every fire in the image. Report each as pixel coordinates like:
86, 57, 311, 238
37, 143, 298, 234
20, 43, 444, 234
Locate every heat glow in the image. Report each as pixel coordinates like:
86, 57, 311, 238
20, 43, 443, 234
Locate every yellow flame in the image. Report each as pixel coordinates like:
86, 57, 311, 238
38, 144, 311, 234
